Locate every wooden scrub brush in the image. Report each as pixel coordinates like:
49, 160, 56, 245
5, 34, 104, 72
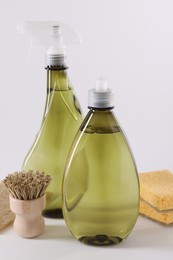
3, 170, 51, 238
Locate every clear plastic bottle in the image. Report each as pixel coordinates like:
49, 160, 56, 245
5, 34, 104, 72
21, 22, 83, 218
62, 79, 139, 245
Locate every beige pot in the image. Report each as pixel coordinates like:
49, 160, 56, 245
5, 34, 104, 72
9, 195, 46, 238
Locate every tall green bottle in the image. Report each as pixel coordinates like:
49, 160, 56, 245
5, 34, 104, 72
62, 79, 139, 245
22, 22, 83, 218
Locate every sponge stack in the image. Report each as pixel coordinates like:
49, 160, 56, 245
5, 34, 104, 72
139, 170, 173, 225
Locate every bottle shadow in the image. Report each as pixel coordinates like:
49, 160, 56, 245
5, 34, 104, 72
36, 224, 74, 241
35, 216, 173, 248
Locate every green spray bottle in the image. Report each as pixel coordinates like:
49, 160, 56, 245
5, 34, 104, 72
19, 21, 83, 218
62, 78, 139, 245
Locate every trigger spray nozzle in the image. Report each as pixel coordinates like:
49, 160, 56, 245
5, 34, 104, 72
17, 21, 81, 67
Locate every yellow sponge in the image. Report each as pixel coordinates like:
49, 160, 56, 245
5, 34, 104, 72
139, 170, 173, 211
140, 199, 173, 225
139, 170, 173, 224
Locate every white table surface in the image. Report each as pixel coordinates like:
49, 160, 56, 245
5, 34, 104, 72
0, 215, 172, 260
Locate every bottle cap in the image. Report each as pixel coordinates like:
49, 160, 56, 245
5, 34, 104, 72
88, 78, 114, 108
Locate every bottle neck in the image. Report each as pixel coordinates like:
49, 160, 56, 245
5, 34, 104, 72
42, 67, 72, 119
87, 108, 115, 120
80, 106, 119, 134
46, 67, 71, 92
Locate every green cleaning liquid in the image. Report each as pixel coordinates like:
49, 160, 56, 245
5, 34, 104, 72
62, 79, 139, 245
23, 69, 83, 218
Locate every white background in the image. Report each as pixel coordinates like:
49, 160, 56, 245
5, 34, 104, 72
0, 1, 173, 259
0, 0, 173, 179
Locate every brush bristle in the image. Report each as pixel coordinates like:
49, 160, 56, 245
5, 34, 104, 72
3, 170, 51, 200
